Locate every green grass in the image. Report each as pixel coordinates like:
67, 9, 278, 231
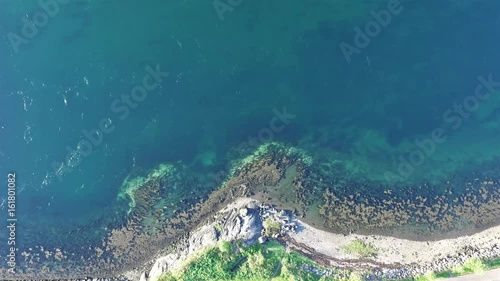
158, 241, 500, 281
414, 271, 437, 281
157, 240, 346, 281
341, 239, 378, 258
214, 222, 223, 233
386, 257, 500, 280
451, 257, 486, 275
346, 273, 364, 281
485, 257, 500, 268
263, 217, 281, 237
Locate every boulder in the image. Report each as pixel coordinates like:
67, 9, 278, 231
239, 208, 248, 217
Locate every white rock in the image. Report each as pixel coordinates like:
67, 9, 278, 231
258, 236, 267, 244
239, 208, 248, 217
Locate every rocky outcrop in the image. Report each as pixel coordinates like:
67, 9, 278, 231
219, 205, 261, 245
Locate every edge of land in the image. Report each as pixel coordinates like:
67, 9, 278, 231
122, 197, 500, 281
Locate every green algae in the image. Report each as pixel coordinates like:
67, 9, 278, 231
229, 142, 312, 177
118, 163, 175, 213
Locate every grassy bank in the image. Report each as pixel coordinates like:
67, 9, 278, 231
157, 239, 356, 281
156, 238, 500, 281
341, 239, 378, 258
396, 257, 500, 281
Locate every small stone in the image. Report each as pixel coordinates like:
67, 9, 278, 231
258, 236, 267, 244
246, 201, 259, 209
239, 208, 248, 217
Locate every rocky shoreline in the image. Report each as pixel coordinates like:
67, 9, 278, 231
123, 198, 500, 281
110, 143, 500, 281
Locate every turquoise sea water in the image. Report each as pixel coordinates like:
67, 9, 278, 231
1, 0, 500, 277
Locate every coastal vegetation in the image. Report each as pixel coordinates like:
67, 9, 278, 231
413, 271, 437, 281
156, 247, 500, 281
341, 239, 378, 258
263, 217, 281, 237
155, 238, 500, 281
453, 257, 486, 274
401, 257, 500, 281
157, 240, 351, 281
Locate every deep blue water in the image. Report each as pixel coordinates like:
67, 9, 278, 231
1, 0, 500, 275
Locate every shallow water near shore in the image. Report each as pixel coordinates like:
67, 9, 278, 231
1, 0, 499, 277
